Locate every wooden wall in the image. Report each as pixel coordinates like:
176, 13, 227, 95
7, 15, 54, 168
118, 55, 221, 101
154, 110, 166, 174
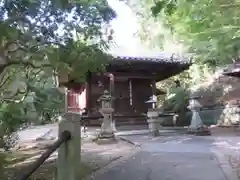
131, 79, 152, 113
114, 78, 132, 114
88, 74, 109, 113
88, 73, 153, 115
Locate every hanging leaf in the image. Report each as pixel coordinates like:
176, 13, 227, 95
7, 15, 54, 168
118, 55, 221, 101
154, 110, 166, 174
151, 1, 166, 17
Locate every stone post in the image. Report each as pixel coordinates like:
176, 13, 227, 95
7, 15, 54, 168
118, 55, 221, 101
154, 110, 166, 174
188, 95, 210, 135
98, 90, 115, 138
57, 112, 81, 180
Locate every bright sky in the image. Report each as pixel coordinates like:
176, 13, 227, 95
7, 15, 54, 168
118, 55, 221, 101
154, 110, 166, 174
106, 0, 184, 56
107, 0, 146, 53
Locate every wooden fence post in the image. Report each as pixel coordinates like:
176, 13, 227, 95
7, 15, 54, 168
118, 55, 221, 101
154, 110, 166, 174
57, 112, 81, 180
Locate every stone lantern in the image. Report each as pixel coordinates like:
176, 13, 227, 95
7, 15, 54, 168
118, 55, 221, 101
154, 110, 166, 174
147, 95, 157, 108
97, 90, 115, 138
146, 95, 162, 136
188, 95, 210, 135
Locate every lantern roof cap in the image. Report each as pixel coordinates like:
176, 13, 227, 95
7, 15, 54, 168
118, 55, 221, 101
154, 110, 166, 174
98, 90, 114, 101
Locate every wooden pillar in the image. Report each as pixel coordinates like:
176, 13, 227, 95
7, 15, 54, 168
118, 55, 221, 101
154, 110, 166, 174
86, 72, 92, 112
151, 80, 157, 96
108, 73, 116, 130
62, 87, 68, 113
109, 73, 115, 106
129, 79, 133, 106
58, 112, 81, 180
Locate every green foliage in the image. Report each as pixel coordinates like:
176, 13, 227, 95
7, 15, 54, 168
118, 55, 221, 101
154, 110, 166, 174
0, 102, 28, 150
0, 79, 65, 150
33, 87, 65, 124
150, 0, 240, 65
129, 0, 235, 99
129, 0, 240, 91
51, 40, 112, 81
162, 85, 188, 113
160, 85, 189, 126
0, 0, 116, 80
0, 153, 7, 179
0, 0, 116, 153
151, 0, 177, 17
127, 0, 175, 51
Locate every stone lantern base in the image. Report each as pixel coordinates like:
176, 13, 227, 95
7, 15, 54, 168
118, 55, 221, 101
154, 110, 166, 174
187, 125, 211, 136
93, 132, 116, 145
98, 107, 115, 139
147, 119, 160, 137
97, 120, 116, 140
93, 125, 116, 143
98, 131, 115, 139
147, 109, 164, 137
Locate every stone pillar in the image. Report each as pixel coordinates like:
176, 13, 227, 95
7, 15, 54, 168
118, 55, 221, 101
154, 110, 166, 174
109, 73, 116, 132
188, 96, 210, 135
98, 90, 115, 138
57, 112, 81, 180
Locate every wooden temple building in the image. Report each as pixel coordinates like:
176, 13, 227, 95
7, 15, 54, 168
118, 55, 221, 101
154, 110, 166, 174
58, 53, 191, 126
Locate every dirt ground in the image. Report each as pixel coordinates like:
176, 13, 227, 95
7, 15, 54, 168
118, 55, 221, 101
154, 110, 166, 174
3, 138, 137, 180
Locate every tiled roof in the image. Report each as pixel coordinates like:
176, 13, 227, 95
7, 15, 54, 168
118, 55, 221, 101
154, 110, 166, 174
111, 54, 189, 64
104, 43, 191, 64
